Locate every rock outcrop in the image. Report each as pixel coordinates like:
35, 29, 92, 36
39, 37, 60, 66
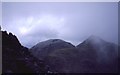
2, 31, 49, 73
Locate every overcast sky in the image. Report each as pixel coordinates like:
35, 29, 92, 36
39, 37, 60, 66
2, 2, 118, 48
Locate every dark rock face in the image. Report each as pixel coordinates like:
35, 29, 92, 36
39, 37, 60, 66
2, 31, 21, 49
2, 31, 48, 73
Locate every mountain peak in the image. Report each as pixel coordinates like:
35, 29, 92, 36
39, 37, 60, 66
34, 39, 67, 47
30, 39, 75, 60
88, 35, 102, 40
44, 39, 65, 43
2, 31, 21, 49
77, 35, 106, 48
85, 35, 105, 44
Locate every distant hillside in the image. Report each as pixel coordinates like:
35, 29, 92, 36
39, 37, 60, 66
2, 30, 119, 73
30, 35, 119, 73
30, 39, 75, 60
76, 35, 118, 73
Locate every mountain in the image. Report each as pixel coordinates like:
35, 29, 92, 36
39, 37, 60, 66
77, 35, 118, 73
2, 31, 49, 73
30, 39, 75, 60
45, 47, 87, 73
2, 30, 118, 73
30, 35, 118, 73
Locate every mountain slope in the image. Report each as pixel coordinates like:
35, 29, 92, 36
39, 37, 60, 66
30, 39, 75, 60
2, 31, 49, 73
44, 48, 80, 73
77, 35, 118, 73
30, 35, 118, 73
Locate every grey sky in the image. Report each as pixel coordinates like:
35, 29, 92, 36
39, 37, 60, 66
2, 2, 118, 48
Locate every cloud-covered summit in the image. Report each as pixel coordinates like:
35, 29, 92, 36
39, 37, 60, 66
2, 2, 118, 48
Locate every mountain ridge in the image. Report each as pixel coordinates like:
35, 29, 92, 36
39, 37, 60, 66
30, 35, 119, 73
2, 30, 50, 73
30, 38, 75, 60
2, 30, 119, 73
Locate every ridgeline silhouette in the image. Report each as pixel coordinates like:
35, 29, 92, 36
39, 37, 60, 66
1, 30, 119, 73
